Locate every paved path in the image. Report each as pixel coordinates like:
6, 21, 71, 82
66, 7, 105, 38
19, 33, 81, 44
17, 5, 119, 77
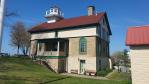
60, 73, 109, 80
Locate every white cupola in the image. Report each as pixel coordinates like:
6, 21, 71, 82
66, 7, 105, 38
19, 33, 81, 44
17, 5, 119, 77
45, 6, 64, 23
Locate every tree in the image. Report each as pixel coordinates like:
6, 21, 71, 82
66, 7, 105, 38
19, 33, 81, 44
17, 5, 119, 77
111, 50, 130, 72
10, 21, 30, 55
20, 29, 31, 55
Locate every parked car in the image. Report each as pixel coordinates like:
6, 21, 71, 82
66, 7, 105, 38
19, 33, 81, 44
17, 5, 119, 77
0, 53, 9, 57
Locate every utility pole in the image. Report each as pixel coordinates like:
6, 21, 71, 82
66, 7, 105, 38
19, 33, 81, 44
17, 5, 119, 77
0, 0, 5, 53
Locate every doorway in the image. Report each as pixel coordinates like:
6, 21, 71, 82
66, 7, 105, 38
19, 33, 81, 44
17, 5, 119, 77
80, 60, 85, 74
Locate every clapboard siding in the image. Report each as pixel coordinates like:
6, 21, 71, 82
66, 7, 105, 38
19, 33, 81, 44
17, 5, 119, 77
130, 46, 149, 84
58, 26, 97, 38
31, 26, 97, 40
31, 32, 55, 40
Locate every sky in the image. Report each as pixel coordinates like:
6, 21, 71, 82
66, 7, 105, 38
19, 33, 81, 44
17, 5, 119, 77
2, 0, 149, 55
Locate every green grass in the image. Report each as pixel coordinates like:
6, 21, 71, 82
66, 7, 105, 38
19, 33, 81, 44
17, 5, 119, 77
0, 57, 131, 84
97, 69, 112, 77
107, 71, 131, 80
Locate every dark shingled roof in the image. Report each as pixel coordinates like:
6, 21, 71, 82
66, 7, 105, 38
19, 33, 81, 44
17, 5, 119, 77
28, 12, 112, 35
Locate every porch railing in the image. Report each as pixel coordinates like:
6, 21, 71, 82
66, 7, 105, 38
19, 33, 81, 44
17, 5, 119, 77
37, 51, 65, 56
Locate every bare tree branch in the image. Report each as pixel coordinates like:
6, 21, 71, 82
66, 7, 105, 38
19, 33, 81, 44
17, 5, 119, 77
10, 21, 30, 55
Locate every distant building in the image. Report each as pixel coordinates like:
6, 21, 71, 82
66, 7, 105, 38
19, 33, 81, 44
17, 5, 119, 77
126, 26, 149, 84
28, 6, 112, 74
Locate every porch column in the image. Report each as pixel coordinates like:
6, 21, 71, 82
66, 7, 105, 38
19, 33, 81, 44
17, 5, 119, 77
64, 41, 67, 56
34, 40, 38, 55
37, 42, 39, 55
57, 41, 60, 56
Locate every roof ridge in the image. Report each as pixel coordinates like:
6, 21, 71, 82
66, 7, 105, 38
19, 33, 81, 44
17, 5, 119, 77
28, 12, 106, 33
39, 12, 105, 25
129, 25, 149, 29
126, 26, 149, 46
60, 12, 105, 21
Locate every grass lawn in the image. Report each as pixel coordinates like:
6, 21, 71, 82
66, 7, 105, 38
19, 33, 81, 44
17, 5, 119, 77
107, 70, 131, 80
0, 57, 131, 84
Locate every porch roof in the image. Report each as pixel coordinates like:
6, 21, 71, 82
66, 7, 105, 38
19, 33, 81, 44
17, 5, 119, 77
36, 38, 68, 41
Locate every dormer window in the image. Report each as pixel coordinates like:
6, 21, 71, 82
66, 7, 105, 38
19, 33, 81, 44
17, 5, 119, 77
54, 9, 58, 12
50, 9, 53, 12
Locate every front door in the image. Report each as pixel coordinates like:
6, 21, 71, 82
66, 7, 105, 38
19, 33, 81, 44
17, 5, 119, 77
80, 60, 85, 74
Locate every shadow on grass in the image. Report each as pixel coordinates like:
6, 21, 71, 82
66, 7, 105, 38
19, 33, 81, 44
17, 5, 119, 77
0, 76, 70, 84
40, 77, 70, 84
0, 76, 40, 83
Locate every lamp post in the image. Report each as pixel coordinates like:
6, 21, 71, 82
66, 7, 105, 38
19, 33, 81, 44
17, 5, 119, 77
0, 0, 5, 53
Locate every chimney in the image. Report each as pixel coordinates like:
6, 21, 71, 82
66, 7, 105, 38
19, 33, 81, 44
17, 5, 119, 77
87, 6, 95, 16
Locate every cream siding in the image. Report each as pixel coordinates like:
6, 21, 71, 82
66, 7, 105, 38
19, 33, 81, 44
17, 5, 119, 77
68, 56, 96, 73
31, 26, 97, 40
30, 40, 37, 56
31, 32, 55, 40
69, 37, 96, 57
58, 26, 97, 38
130, 46, 149, 84
67, 37, 97, 73
47, 59, 59, 72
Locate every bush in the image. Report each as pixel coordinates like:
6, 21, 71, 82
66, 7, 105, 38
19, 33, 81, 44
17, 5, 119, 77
97, 69, 112, 77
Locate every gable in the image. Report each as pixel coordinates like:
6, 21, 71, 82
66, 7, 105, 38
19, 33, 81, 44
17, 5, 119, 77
102, 14, 112, 35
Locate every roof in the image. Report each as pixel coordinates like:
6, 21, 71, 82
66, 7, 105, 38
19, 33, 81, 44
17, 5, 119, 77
28, 12, 112, 35
126, 26, 149, 46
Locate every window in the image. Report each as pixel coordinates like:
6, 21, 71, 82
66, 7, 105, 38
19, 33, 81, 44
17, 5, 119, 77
45, 42, 57, 51
79, 37, 87, 54
54, 9, 58, 12
50, 9, 53, 12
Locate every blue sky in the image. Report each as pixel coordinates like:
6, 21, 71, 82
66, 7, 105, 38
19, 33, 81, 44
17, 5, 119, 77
2, 0, 149, 55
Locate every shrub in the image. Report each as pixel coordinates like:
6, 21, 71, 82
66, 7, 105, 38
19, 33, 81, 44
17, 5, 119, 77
97, 69, 112, 77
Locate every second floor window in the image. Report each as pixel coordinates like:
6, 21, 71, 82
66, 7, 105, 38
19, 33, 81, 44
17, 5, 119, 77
79, 37, 87, 54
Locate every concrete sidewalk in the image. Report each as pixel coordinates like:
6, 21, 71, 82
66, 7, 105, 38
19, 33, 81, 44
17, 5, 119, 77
60, 73, 109, 80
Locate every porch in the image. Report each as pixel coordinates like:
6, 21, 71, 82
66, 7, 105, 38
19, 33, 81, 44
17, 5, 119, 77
35, 38, 68, 57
